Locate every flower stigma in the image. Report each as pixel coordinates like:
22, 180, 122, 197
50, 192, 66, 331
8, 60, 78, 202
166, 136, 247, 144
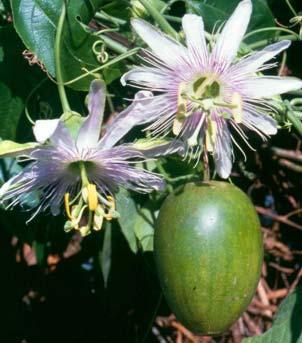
64, 161, 119, 236
175, 74, 243, 149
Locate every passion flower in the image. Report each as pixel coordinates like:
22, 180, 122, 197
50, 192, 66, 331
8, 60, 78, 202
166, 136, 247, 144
121, 0, 302, 178
0, 80, 168, 236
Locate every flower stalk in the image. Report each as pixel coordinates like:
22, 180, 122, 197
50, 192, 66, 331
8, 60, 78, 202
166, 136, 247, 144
138, 0, 179, 39
55, 0, 71, 113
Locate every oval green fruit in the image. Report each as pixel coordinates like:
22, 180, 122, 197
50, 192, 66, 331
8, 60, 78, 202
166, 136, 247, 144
154, 181, 263, 335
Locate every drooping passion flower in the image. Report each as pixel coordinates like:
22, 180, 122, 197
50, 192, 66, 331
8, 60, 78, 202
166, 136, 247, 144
0, 80, 172, 236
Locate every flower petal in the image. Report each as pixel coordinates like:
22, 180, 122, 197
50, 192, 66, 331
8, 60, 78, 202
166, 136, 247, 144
76, 79, 106, 150
90, 145, 165, 193
243, 111, 277, 135
212, 0, 252, 64
234, 40, 291, 75
182, 14, 208, 68
121, 67, 167, 90
131, 18, 188, 68
213, 121, 232, 178
99, 91, 160, 149
242, 76, 302, 98
33, 119, 60, 144
132, 138, 185, 158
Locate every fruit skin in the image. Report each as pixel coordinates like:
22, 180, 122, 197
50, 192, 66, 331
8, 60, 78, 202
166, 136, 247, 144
154, 181, 263, 335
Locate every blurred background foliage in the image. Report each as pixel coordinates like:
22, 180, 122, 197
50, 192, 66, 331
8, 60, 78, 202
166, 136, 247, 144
0, 0, 302, 342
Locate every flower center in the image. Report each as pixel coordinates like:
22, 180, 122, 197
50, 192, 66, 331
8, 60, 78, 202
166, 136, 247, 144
173, 74, 243, 150
64, 161, 118, 236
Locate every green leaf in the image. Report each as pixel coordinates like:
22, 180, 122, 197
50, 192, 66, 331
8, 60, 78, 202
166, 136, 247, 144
133, 207, 155, 252
115, 189, 138, 253
0, 82, 24, 140
243, 288, 302, 343
0, 140, 38, 157
116, 189, 157, 253
11, 0, 104, 90
100, 222, 112, 288
186, 0, 275, 43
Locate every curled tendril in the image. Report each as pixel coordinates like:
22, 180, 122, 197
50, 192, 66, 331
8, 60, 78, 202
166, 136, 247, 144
289, 16, 302, 38
92, 40, 109, 64
275, 13, 302, 39
91, 28, 119, 64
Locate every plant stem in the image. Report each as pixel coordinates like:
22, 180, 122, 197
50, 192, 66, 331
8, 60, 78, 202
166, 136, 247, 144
138, 0, 178, 39
80, 162, 90, 186
248, 34, 300, 50
287, 110, 302, 136
160, 0, 184, 14
285, 0, 297, 16
244, 27, 299, 40
99, 34, 128, 54
95, 11, 127, 26
55, 0, 71, 113
64, 48, 139, 86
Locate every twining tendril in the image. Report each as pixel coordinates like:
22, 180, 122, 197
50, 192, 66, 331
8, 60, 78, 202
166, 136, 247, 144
92, 40, 109, 64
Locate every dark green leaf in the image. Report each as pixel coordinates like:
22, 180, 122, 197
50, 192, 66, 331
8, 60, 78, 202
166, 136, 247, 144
133, 207, 155, 252
11, 0, 105, 90
115, 189, 138, 253
186, 0, 275, 43
0, 82, 23, 140
243, 288, 302, 342
116, 189, 157, 253
100, 222, 112, 287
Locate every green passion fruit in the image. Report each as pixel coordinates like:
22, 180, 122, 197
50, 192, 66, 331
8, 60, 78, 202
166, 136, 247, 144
154, 181, 263, 335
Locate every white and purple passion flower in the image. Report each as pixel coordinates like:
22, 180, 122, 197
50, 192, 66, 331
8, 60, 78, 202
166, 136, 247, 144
0, 80, 168, 236
121, 0, 302, 178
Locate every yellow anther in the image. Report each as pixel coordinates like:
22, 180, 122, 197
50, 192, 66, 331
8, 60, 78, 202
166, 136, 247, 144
172, 118, 183, 136
107, 195, 115, 211
231, 92, 243, 123
79, 225, 91, 237
177, 82, 187, 118
64, 193, 73, 220
87, 184, 98, 211
94, 213, 104, 231
103, 195, 116, 221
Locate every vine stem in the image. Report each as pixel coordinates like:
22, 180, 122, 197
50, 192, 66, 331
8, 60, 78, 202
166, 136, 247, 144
248, 34, 300, 50
285, 0, 297, 16
55, 0, 71, 113
244, 27, 299, 40
138, 0, 179, 40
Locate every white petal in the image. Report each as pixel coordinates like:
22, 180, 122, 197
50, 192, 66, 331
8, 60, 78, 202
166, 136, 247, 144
242, 76, 302, 98
182, 14, 208, 67
234, 40, 291, 74
214, 121, 232, 178
99, 91, 156, 149
243, 111, 277, 135
33, 119, 74, 148
76, 80, 106, 150
33, 119, 61, 144
131, 18, 188, 67
212, 0, 252, 64
121, 67, 167, 89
